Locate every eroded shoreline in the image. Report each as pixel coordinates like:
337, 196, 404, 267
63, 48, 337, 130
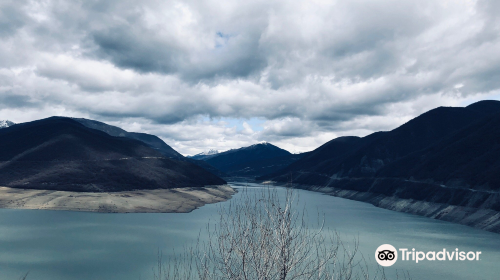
261, 180, 500, 234
0, 185, 236, 213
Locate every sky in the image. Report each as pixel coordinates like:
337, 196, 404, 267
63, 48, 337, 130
0, 0, 499, 156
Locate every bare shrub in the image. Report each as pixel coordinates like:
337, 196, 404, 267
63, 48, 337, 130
155, 186, 409, 280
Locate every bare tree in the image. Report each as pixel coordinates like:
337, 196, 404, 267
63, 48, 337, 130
156, 186, 409, 280
153, 250, 196, 280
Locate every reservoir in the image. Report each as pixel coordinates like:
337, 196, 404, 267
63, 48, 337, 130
0, 182, 498, 280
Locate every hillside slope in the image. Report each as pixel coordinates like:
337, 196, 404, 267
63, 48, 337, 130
0, 117, 226, 192
74, 118, 225, 176
379, 112, 500, 190
260, 100, 500, 233
74, 118, 183, 159
262, 101, 500, 183
200, 143, 303, 177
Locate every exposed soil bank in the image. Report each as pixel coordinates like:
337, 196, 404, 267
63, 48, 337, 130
0, 185, 236, 213
263, 179, 500, 234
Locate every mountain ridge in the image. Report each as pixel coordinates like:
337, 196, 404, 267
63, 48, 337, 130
195, 142, 305, 177
73, 118, 183, 159
262, 101, 500, 182
0, 117, 226, 192
72, 118, 225, 177
259, 100, 500, 233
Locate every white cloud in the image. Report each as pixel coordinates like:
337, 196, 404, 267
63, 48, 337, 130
0, 0, 499, 155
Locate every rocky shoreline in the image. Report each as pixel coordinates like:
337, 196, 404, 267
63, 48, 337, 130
264, 179, 500, 234
312, 186, 500, 233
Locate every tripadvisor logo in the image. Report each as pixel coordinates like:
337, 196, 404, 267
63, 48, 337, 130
375, 244, 482, 267
375, 244, 398, 267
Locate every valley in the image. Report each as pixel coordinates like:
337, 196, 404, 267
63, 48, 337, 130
0, 101, 500, 233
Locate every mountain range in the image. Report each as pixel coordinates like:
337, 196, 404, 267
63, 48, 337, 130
73, 118, 226, 177
261, 101, 500, 187
73, 118, 183, 159
1, 101, 499, 232
193, 142, 306, 177
0, 117, 225, 192
260, 100, 500, 233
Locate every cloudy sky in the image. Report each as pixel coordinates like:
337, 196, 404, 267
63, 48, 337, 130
0, 0, 499, 155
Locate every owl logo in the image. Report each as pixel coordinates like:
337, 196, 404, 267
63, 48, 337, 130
375, 244, 397, 266
377, 250, 395, 261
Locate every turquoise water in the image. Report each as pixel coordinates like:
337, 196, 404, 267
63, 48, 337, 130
0, 182, 498, 280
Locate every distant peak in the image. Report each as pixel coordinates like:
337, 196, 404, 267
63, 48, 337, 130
206, 149, 219, 155
466, 100, 500, 107
465, 100, 500, 116
250, 141, 270, 147
197, 149, 219, 156
245, 142, 287, 152
0, 120, 15, 128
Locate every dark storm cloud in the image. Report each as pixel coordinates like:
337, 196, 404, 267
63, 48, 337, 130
90, 26, 183, 75
90, 26, 267, 81
0, 93, 35, 109
0, 1, 28, 38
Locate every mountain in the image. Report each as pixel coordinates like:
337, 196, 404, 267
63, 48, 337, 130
186, 157, 228, 177
260, 100, 500, 233
73, 118, 183, 159
0, 117, 226, 192
73, 118, 225, 176
262, 101, 500, 182
379, 110, 500, 191
196, 142, 305, 177
189, 149, 219, 160
0, 120, 15, 129
223, 153, 307, 177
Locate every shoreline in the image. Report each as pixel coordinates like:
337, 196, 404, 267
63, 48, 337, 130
0, 185, 236, 213
311, 186, 500, 234
261, 180, 500, 234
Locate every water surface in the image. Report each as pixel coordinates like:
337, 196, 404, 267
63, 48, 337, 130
0, 182, 498, 280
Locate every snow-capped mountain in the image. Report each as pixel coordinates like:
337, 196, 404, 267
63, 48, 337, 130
189, 149, 219, 160
0, 120, 15, 129
201, 149, 219, 155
